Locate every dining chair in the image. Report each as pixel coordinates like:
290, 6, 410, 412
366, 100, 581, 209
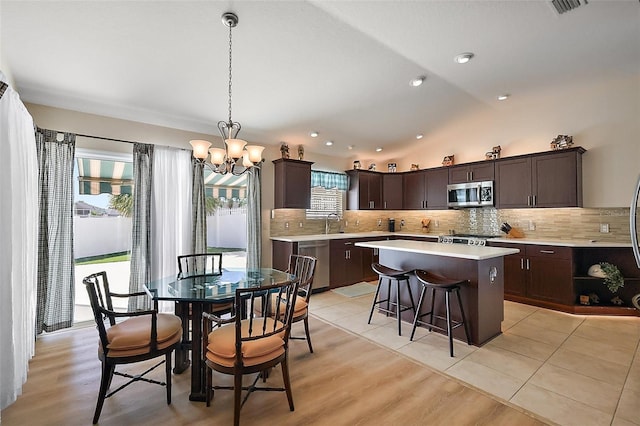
177, 252, 223, 278
285, 254, 317, 352
202, 279, 300, 426
83, 271, 182, 424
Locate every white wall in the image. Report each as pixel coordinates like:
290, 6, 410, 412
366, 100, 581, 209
74, 216, 132, 258
381, 74, 639, 208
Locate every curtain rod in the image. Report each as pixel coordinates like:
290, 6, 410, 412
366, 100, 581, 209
37, 127, 190, 152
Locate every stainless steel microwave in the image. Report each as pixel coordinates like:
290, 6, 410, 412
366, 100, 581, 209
447, 181, 494, 208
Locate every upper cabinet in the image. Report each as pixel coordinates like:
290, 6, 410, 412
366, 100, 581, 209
382, 173, 403, 210
402, 168, 448, 210
273, 159, 313, 209
448, 162, 495, 184
346, 170, 383, 210
495, 147, 585, 208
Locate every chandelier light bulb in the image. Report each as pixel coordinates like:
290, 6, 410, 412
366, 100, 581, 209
225, 138, 247, 160
190, 140, 212, 160
209, 148, 226, 165
246, 145, 265, 163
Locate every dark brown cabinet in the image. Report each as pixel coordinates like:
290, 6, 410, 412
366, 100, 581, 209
382, 173, 403, 210
526, 246, 574, 305
346, 170, 382, 210
448, 162, 495, 184
329, 239, 363, 288
402, 168, 448, 210
495, 148, 584, 208
273, 159, 313, 209
491, 242, 574, 306
329, 238, 380, 287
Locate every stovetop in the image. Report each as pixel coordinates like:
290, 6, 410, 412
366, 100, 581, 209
438, 233, 500, 246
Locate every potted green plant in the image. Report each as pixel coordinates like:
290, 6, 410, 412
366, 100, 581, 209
599, 262, 624, 293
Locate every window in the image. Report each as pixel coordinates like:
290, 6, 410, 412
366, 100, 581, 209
73, 148, 133, 323
306, 171, 348, 219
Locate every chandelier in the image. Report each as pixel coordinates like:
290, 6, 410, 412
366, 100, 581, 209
190, 12, 264, 175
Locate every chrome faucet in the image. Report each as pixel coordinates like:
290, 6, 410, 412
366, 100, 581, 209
325, 213, 340, 234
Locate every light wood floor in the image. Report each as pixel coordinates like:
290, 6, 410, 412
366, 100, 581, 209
2, 317, 546, 426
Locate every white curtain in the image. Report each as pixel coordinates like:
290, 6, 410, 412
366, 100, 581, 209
150, 146, 193, 284
0, 72, 38, 410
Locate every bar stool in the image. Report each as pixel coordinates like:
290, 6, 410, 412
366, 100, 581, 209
412, 269, 471, 357
368, 263, 416, 336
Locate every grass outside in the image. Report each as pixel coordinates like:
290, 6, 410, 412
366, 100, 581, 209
75, 247, 244, 265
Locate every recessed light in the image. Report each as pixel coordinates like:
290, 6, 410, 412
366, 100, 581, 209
375, 147, 383, 152
309, 131, 319, 138
325, 140, 333, 146
497, 94, 510, 101
348, 145, 354, 150
410, 76, 426, 87
416, 134, 424, 140
454, 52, 474, 64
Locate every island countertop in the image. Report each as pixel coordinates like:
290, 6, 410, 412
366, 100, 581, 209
355, 239, 520, 260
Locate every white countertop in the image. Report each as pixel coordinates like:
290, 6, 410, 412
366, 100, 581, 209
270, 231, 630, 248
270, 231, 439, 243
488, 237, 631, 248
355, 239, 520, 260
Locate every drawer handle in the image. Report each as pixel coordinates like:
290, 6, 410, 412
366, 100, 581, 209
539, 250, 555, 254
344, 242, 352, 245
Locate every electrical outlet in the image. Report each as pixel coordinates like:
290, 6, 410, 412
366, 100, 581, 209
284, 222, 289, 229
298, 222, 303, 228
600, 223, 609, 233
529, 220, 536, 231
377, 219, 382, 227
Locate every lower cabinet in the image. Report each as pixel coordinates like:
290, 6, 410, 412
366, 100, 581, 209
491, 242, 574, 306
329, 238, 380, 288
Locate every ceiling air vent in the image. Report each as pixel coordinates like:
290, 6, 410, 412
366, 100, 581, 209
551, 0, 588, 14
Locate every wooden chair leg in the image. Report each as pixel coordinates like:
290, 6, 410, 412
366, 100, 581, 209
303, 317, 313, 353
456, 288, 472, 345
368, 277, 383, 324
233, 373, 243, 426
93, 361, 114, 424
410, 285, 427, 341
165, 352, 172, 405
281, 356, 295, 411
205, 365, 212, 407
445, 290, 454, 357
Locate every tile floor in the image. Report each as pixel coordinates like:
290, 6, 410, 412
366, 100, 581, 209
310, 284, 640, 426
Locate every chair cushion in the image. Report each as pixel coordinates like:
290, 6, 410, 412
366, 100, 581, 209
269, 294, 308, 318
105, 313, 182, 358
205, 318, 285, 367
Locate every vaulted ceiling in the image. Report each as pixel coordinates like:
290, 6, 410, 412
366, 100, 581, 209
2, 1, 639, 160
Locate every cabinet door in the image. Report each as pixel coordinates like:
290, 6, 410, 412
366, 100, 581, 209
382, 174, 403, 210
503, 254, 527, 297
367, 172, 383, 209
495, 157, 532, 208
528, 256, 574, 305
448, 163, 494, 184
329, 240, 348, 288
347, 170, 382, 210
469, 162, 495, 182
425, 168, 449, 210
532, 151, 581, 207
273, 159, 312, 209
448, 165, 472, 184
403, 171, 426, 209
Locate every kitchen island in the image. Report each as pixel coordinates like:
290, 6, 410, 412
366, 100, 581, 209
355, 239, 519, 346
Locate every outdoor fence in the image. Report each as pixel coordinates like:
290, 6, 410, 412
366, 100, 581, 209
74, 207, 247, 260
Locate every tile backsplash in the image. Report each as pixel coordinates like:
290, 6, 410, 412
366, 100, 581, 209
270, 207, 632, 243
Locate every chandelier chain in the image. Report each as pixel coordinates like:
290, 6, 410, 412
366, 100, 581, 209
227, 22, 233, 125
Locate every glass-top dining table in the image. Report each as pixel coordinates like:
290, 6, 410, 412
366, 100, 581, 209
144, 267, 295, 401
